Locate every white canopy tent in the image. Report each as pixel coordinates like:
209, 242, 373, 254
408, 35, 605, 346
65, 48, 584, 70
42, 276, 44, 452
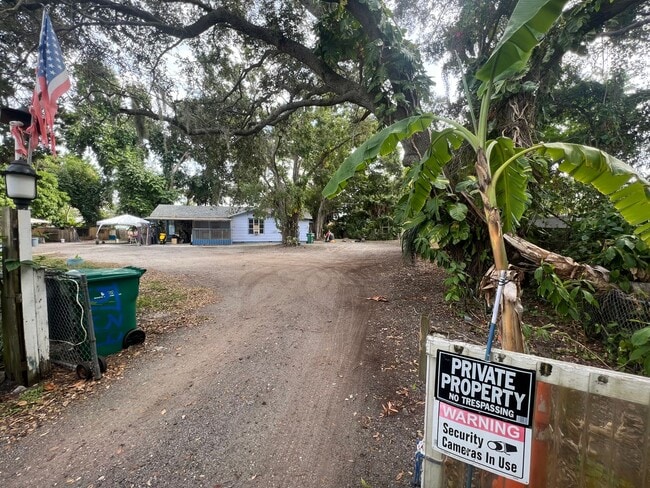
95, 214, 150, 244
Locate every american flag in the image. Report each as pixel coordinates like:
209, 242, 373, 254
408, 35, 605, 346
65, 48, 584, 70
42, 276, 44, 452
28, 10, 71, 156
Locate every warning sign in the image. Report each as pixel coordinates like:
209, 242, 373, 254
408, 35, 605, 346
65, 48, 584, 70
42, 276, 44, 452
435, 351, 535, 426
432, 401, 532, 483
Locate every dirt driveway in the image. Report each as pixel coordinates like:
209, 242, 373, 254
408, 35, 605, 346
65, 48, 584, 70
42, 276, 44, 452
0, 239, 460, 487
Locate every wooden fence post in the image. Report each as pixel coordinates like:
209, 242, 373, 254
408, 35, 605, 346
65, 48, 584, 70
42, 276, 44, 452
419, 314, 430, 382
34, 268, 50, 377
1, 207, 26, 384
17, 208, 42, 385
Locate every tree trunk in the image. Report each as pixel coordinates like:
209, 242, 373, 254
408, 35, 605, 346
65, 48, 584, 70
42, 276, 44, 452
476, 149, 525, 353
281, 213, 300, 245
315, 197, 329, 239
504, 234, 612, 288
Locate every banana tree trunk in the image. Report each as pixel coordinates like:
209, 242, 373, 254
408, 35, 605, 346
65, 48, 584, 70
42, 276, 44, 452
476, 149, 525, 353
504, 234, 613, 287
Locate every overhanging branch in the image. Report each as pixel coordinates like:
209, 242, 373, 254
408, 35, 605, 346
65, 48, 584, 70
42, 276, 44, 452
118, 92, 359, 137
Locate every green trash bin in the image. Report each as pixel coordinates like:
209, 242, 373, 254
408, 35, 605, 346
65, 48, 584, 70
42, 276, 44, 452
307, 232, 314, 244
75, 266, 147, 356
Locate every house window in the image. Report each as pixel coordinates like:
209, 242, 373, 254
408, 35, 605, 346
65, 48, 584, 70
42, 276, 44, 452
248, 218, 264, 235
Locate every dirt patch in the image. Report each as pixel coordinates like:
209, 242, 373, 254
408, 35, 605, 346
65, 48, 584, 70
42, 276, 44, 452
0, 240, 614, 487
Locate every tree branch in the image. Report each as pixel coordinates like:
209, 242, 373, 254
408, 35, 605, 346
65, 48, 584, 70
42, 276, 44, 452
69, 0, 375, 111
599, 17, 650, 38
118, 92, 358, 138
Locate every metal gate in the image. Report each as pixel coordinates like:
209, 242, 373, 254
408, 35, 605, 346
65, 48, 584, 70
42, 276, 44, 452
45, 271, 102, 379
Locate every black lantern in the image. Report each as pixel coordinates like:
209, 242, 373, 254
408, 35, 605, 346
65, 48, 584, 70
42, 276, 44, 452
3, 158, 38, 209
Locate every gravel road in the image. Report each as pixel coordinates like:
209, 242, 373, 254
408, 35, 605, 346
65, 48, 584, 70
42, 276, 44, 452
0, 239, 431, 488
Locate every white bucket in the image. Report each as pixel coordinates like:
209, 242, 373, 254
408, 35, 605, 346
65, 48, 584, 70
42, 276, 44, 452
60, 239, 65, 243
31, 237, 39, 247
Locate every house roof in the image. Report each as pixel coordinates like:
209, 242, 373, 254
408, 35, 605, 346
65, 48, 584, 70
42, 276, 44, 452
148, 205, 240, 221
149, 204, 312, 221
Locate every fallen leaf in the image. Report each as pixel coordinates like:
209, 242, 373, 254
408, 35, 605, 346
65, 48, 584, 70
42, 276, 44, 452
366, 295, 388, 302
381, 401, 400, 417
396, 471, 404, 481
396, 387, 409, 397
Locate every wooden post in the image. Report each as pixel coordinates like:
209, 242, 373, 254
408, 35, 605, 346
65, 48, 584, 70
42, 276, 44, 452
34, 268, 50, 377
1, 207, 26, 384
17, 208, 41, 385
419, 314, 430, 382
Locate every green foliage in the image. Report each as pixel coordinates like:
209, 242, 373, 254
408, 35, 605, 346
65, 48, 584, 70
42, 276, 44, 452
539, 142, 650, 245
115, 161, 176, 217
315, 0, 431, 119
284, 236, 300, 247
533, 263, 598, 321
0, 155, 81, 226
323, 0, 650, 317
587, 320, 639, 372
323, 114, 436, 198
629, 326, 650, 376
401, 185, 489, 302
64, 64, 175, 216
539, 72, 650, 161
596, 236, 649, 289
488, 137, 533, 232
55, 154, 105, 225
526, 173, 650, 288
521, 323, 555, 342
329, 159, 402, 240
3, 259, 37, 272
556, 206, 650, 289
32, 166, 74, 226
230, 107, 381, 244
475, 0, 567, 92
442, 260, 470, 303
0, 384, 44, 419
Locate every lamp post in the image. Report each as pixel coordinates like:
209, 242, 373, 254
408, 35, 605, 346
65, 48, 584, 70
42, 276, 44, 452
1, 118, 42, 385
0, 144, 41, 386
2, 157, 38, 209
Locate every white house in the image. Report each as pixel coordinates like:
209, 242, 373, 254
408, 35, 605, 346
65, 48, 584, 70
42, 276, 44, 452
148, 205, 312, 245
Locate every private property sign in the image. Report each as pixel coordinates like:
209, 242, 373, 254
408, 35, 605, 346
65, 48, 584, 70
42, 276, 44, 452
432, 351, 536, 483
436, 351, 535, 426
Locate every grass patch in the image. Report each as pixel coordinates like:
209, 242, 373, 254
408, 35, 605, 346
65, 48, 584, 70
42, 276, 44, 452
137, 279, 189, 313
32, 255, 105, 270
18, 384, 43, 403
28, 256, 186, 314
0, 384, 44, 420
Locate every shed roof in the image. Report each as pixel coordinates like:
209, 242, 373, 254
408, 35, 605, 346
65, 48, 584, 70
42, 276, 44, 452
148, 205, 242, 221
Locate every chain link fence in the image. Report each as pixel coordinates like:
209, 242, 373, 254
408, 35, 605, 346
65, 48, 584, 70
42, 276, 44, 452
588, 288, 650, 336
45, 270, 103, 379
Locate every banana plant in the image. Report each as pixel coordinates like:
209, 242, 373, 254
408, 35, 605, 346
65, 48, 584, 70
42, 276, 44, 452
323, 0, 650, 353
